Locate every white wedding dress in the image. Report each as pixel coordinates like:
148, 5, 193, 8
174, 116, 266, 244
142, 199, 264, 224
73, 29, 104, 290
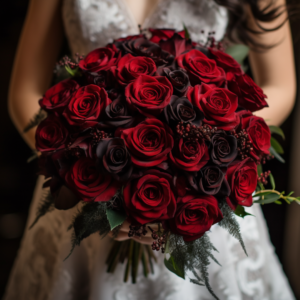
3, 0, 295, 299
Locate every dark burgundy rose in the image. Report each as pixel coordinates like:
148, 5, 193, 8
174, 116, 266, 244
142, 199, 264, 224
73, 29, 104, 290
187, 83, 239, 130
159, 33, 193, 57
102, 98, 134, 128
36, 116, 68, 152
170, 138, 209, 172
209, 49, 243, 75
122, 37, 173, 66
227, 73, 268, 112
159, 68, 190, 96
96, 138, 132, 181
39, 79, 80, 111
237, 111, 271, 160
210, 131, 238, 167
83, 71, 110, 89
197, 165, 230, 197
65, 157, 119, 202
163, 95, 204, 126
111, 54, 157, 86
125, 75, 173, 117
226, 158, 257, 210
79, 46, 120, 73
123, 169, 176, 224
163, 194, 223, 242
176, 49, 225, 86
63, 85, 111, 128
149, 28, 185, 43
119, 119, 174, 167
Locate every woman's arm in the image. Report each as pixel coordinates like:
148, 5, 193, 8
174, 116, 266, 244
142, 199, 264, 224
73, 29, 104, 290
248, 0, 296, 126
8, 0, 64, 149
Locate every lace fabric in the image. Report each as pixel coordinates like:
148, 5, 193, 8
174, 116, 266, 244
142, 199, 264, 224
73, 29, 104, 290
3, 0, 295, 299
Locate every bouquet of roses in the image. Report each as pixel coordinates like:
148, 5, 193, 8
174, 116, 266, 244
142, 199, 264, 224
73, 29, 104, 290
26, 28, 300, 299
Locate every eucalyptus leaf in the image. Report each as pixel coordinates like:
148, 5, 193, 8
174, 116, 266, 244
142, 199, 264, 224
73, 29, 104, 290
270, 146, 285, 163
269, 173, 276, 190
183, 23, 190, 40
253, 191, 272, 197
106, 209, 127, 230
254, 193, 280, 204
271, 137, 284, 154
269, 125, 285, 140
65, 65, 80, 77
164, 256, 185, 279
225, 44, 249, 66
234, 205, 253, 218
257, 164, 263, 176
274, 200, 282, 205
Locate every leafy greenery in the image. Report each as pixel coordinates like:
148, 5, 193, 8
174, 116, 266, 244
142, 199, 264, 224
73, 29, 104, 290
183, 23, 190, 40
164, 255, 185, 279
225, 44, 249, 71
65, 65, 81, 77
24, 109, 47, 133
271, 137, 284, 154
270, 146, 285, 163
254, 189, 300, 205
29, 190, 55, 229
269, 125, 285, 140
106, 208, 127, 230
234, 205, 253, 218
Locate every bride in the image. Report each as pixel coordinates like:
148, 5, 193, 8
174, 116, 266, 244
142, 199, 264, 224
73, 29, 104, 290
4, 0, 297, 299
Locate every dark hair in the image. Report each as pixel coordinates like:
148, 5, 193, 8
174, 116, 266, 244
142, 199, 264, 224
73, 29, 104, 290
215, 0, 300, 49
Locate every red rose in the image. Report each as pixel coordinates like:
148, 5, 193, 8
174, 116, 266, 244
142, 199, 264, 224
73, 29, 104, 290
65, 157, 119, 202
149, 28, 185, 43
63, 85, 111, 128
123, 169, 176, 224
111, 54, 157, 86
237, 111, 271, 159
170, 138, 209, 172
187, 83, 239, 130
176, 49, 225, 86
226, 158, 257, 209
79, 46, 120, 73
164, 194, 223, 242
227, 73, 268, 112
39, 79, 80, 111
209, 49, 243, 75
114, 34, 144, 42
36, 116, 68, 152
119, 119, 174, 167
159, 33, 193, 57
125, 75, 173, 117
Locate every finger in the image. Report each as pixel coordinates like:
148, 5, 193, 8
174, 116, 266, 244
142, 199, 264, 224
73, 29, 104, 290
113, 232, 154, 245
120, 221, 159, 233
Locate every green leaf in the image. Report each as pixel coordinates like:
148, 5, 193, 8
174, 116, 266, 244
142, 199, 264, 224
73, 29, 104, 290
271, 137, 284, 154
225, 44, 249, 66
65, 65, 80, 77
234, 205, 253, 218
269, 173, 276, 190
257, 164, 263, 176
106, 209, 127, 230
183, 23, 190, 40
274, 200, 282, 205
254, 193, 280, 204
287, 191, 294, 197
270, 146, 285, 163
269, 125, 285, 140
253, 191, 273, 197
164, 256, 185, 279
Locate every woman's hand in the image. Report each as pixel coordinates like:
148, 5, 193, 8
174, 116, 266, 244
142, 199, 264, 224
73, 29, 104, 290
109, 221, 158, 245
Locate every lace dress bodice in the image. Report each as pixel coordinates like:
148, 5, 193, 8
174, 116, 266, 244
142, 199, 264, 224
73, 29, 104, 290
3, 1, 295, 299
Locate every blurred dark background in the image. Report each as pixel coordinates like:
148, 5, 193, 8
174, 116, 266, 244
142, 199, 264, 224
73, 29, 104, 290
0, 1, 299, 299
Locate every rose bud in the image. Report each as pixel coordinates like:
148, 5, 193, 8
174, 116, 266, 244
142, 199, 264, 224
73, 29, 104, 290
163, 95, 204, 127
63, 85, 111, 129
111, 54, 157, 86
195, 165, 230, 197
227, 73, 268, 112
187, 83, 239, 131
170, 138, 209, 172
123, 169, 177, 224
96, 138, 132, 182
79, 46, 120, 73
102, 98, 134, 128
226, 158, 257, 210
176, 49, 225, 86
159, 68, 190, 96
149, 28, 185, 44
125, 75, 173, 117
119, 119, 174, 168
36, 116, 68, 152
122, 37, 173, 66
210, 130, 238, 167
209, 49, 243, 75
39, 79, 80, 111
163, 194, 223, 242
65, 157, 120, 202
237, 111, 271, 160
